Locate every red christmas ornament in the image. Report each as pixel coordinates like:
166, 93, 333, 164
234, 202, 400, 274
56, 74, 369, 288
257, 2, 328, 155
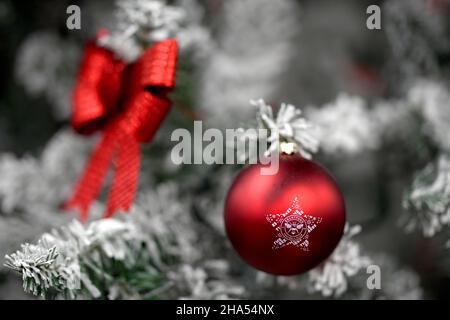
224, 154, 346, 275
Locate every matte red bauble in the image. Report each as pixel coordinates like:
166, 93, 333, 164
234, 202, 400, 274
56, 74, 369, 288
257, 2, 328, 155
224, 154, 346, 275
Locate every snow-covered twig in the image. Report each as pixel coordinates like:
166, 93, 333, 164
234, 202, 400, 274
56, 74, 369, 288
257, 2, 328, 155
308, 224, 372, 297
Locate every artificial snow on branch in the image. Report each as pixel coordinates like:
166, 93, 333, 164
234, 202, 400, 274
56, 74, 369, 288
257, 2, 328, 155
407, 80, 450, 152
402, 154, 450, 237
0, 130, 93, 261
5, 184, 245, 300
99, 0, 210, 62
5, 218, 147, 299
253, 99, 319, 159
5, 234, 84, 299
307, 224, 372, 297
308, 94, 380, 155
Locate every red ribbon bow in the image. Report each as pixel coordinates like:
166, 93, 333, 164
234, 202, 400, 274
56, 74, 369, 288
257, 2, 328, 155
64, 38, 178, 221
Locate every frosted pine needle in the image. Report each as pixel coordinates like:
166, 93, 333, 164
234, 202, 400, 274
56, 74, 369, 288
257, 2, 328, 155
99, 0, 209, 62
252, 99, 319, 159
402, 154, 450, 237
308, 224, 372, 297
308, 94, 379, 155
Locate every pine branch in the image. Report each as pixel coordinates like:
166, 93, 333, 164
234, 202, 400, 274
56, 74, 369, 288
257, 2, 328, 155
4, 216, 170, 299
307, 224, 372, 298
4, 184, 246, 300
402, 154, 450, 237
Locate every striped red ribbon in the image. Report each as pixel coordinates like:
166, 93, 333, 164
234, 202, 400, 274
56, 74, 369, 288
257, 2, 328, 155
64, 38, 178, 221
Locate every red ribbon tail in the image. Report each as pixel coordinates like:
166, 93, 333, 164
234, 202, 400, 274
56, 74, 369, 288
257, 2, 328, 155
63, 132, 115, 222
103, 133, 140, 218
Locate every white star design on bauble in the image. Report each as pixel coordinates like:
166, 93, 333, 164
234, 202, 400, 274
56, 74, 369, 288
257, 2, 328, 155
266, 197, 322, 250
